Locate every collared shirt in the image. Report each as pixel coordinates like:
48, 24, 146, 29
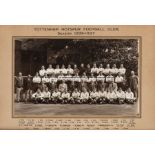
42, 77, 50, 83
72, 92, 80, 98
57, 75, 65, 81
49, 77, 57, 83
97, 75, 105, 82
42, 91, 51, 98
116, 91, 125, 99
91, 67, 98, 73
67, 68, 73, 74
98, 91, 107, 98
90, 92, 100, 98
73, 75, 81, 82
119, 68, 126, 75
88, 77, 96, 82
61, 92, 70, 98
60, 68, 67, 75
125, 92, 134, 99
39, 69, 46, 76
115, 76, 124, 83
106, 75, 114, 83
81, 76, 89, 82
33, 76, 41, 83
52, 91, 61, 97
104, 68, 111, 75
107, 92, 117, 99
46, 68, 54, 75
32, 92, 43, 98
54, 68, 61, 75
97, 67, 104, 74
80, 92, 89, 99
111, 68, 119, 74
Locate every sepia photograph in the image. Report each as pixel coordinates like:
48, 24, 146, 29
13, 37, 140, 117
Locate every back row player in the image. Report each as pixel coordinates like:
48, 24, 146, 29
38, 63, 126, 77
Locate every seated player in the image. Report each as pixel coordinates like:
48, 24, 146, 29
91, 63, 98, 75
115, 72, 124, 88
32, 88, 44, 104
42, 73, 50, 84
125, 88, 135, 104
42, 87, 51, 103
51, 88, 61, 104
116, 87, 125, 104
67, 64, 73, 75
103, 64, 111, 75
118, 64, 126, 76
54, 65, 60, 76
109, 81, 118, 92
71, 88, 80, 104
73, 64, 79, 75
32, 72, 41, 91
58, 80, 68, 93
60, 64, 67, 75
89, 88, 100, 104
106, 89, 117, 104
97, 64, 104, 74
111, 64, 119, 75
39, 65, 46, 77
98, 88, 107, 104
61, 90, 70, 104
46, 64, 54, 75
80, 88, 89, 104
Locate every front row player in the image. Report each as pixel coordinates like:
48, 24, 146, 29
31, 87, 136, 104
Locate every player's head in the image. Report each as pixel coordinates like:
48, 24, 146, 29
99, 64, 103, 68
56, 65, 59, 69
27, 74, 31, 78
61, 64, 65, 69
68, 64, 71, 68
18, 72, 22, 76
35, 72, 39, 76
106, 64, 110, 68
80, 63, 84, 67
127, 88, 131, 92
120, 64, 124, 68
93, 88, 96, 92
91, 73, 94, 77
74, 64, 77, 68
45, 87, 49, 92
113, 64, 116, 68
37, 88, 41, 93
49, 64, 52, 68
93, 63, 97, 67
41, 65, 45, 70
74, 88, 78, 92
83, 72, 86, 76
87, 64, 90, 68
118, 87, 122, 92
131, 71, 135, 76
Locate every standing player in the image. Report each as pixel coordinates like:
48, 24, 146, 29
97, 64, 104, 75
129, 71, 138, 99
85, 64, 91, 76
15, 72, 24, 102
46, 64, 54, 75
106, 71, 114, 90
39, 65, 46, 77
118, 64, 126, 76
97, 71, 105, 91
24, 74, 32, 102
79, 63, 86, 76
88, 73, 96, 92
91, 63, 98, 76
49, 73, 57, 92
115, 72, 124, 89
58, 80, 68, 93
42, 73, 50, 84
54, 64, 60, 76
111, 64, 119, 76
73, 64, 79, 75
98, 88, 107, 104
32, 72, 41, 91
104, 64, 111, 75
67, 64, 73, 75
73, 72, 81, 90
60, 64, 67, 75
